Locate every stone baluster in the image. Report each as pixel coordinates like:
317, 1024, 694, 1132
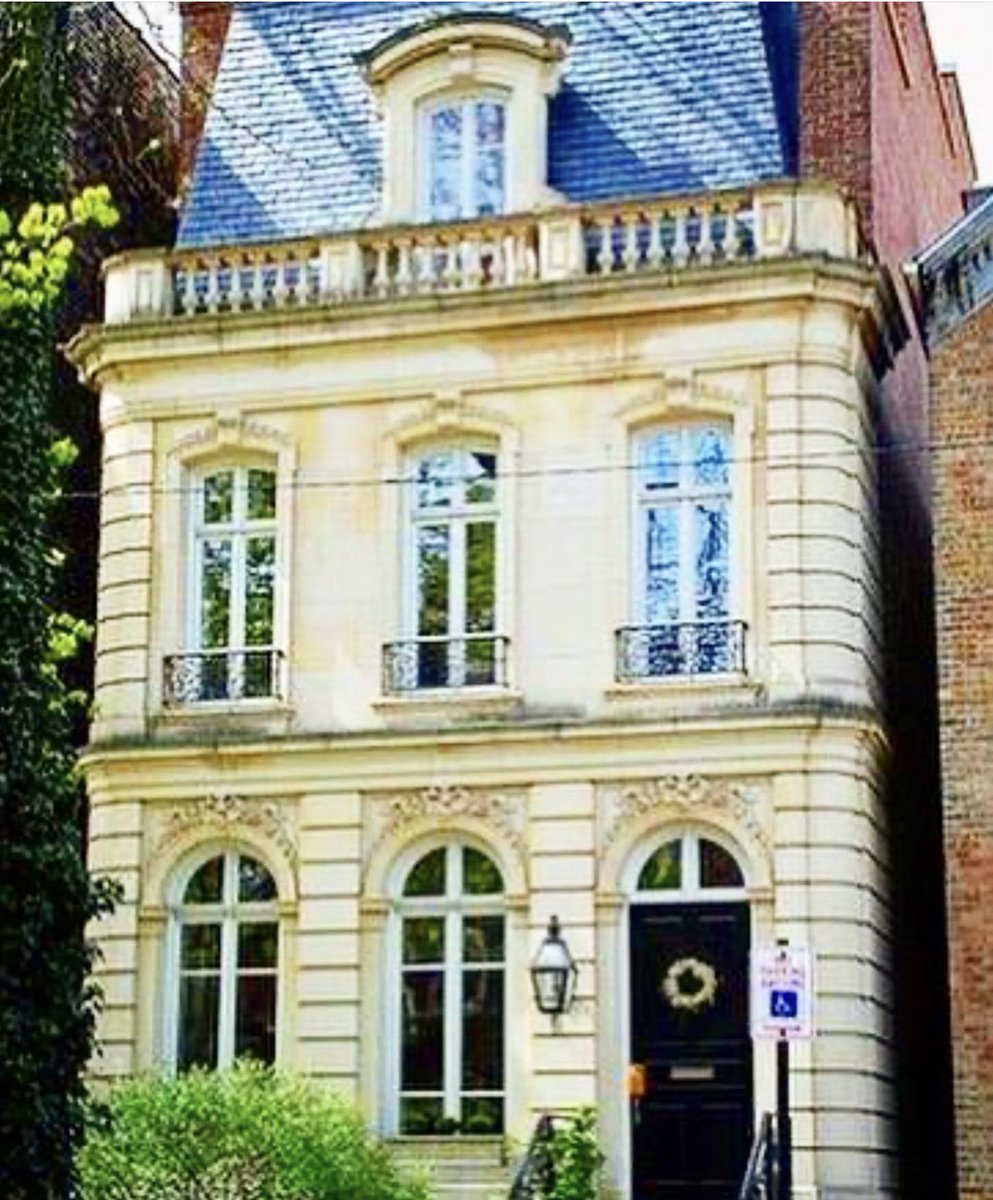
463, 235, 482, 291
646, 208, 664, 269
484, 235, 503, 287
598, 215, 615, 274
672, 208, 690, 268
373, 242, 390, 297
395, 240, 413, 296
516, 232, 535, 282
205, 257, 221, 314
697, 207, 714, 265
247, 255, 263, 309
228, 256, 246, 310
623, 211, 640, 271
272, 256, 289, 308
442, 237, 460, 290
179, 264, 197, 317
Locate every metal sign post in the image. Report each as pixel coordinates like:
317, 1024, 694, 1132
751, 943, 814, 1200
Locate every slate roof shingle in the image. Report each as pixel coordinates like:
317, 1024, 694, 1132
178, 1, 796, 249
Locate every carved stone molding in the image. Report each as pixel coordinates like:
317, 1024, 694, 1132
154, 792, 297, 867
366, 784, 526, 866
600, 774, 770, 858
171, 413, 292, 460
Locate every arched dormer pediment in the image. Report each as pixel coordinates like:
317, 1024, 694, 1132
356, 13, 571, 93
357, 13, 571, 223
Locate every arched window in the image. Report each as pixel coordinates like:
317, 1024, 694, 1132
396, 842, 505, 1135
171, 849, 279, 1070
635, 833, 746, 899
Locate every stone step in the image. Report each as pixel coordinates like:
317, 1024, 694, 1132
389, 1137, 511, 1199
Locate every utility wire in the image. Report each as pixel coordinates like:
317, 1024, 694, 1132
51, 430, 986, 504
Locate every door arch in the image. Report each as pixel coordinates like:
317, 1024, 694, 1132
627, 831, 752, 1200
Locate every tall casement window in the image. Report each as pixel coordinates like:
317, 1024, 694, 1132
168, 464, 281, 704
423, 96, 506, 221
396, 843, 505, 1136
171, 850, 279, 1071
618, 423, 744, 680
385, 446, 505, 692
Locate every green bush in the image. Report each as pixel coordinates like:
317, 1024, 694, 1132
543, 1109, 604, 1200
78, 1063, 432, 1200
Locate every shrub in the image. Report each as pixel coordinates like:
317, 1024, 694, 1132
78, 1063, 432, 1200
544, 1109, 603, 1200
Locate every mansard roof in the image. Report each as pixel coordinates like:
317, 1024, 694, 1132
178, 1, 797, 249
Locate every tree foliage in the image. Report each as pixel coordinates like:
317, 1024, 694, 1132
0, 6, 120, 1198
78, 1064, 433, 1200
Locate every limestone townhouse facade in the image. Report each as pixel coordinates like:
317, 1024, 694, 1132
69, 5, 973, 1200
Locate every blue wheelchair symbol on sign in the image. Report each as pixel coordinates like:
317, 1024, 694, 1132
770, 990, 798, 1019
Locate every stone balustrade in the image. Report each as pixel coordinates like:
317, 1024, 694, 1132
102, 182, 865, 325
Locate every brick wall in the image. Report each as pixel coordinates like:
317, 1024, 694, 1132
932, 300, 993, 1200
179, 1, 231, 190
799, 7, 974, 1197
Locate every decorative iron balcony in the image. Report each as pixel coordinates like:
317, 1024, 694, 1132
382, 636, 510, 694
100, 182, 867, 326
615, 621, 747, 682
163, 649, 286, 706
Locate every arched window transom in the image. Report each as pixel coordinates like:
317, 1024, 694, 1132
635, 834, 745, 900
396, 843, 505, 1135
172, 849, 279, 1071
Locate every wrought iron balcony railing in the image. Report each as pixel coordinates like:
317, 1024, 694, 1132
382, 636, 510, 694
163, 649, 286, 706
615, 621, 747, 682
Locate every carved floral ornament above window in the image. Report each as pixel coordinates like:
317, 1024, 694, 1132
356, 14, 571, 223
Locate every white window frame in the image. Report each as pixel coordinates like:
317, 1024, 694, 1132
387, 841, 507, 1136
418, 91, 509, 222
189, 463, 278, 655
164, 848, 281, 1073
632, 422, 735, 629
404, 445, 502, 686
629, 830, 748, 907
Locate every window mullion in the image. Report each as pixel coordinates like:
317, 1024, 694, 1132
462, 98, 474, 218
444, 908, 462, 1121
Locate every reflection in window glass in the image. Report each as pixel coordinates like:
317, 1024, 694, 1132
637, 840, 682, 891
203, 471, 234, 524
700, 839, 745, 889
426, 98, 506, 221
185, 856, 224, 904
404, 847, 446, 897
238, 856, 277, 903
463, 846, 503, 895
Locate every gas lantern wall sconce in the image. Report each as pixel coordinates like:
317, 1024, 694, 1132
530, 915, 578, 1018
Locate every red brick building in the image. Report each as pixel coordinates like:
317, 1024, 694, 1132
920, 193, 993, 1200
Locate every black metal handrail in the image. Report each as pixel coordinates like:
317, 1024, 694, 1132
737, 1112, 777, 1200
382, 635, 510, 694
615, 620, 747, 682
163, 648, 286, 706
508, 1114, 557, 1200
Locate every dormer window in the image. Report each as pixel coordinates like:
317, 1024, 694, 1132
425, 96, 507, 221
358, 14, 570, 224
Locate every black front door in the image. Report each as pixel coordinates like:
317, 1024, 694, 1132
630, 903, 752, 1200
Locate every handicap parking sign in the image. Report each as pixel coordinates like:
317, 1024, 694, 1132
770, 990, 798, 1019
751, 947, 814, 1040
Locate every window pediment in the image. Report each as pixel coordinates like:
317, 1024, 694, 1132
357, 14, 571, 92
